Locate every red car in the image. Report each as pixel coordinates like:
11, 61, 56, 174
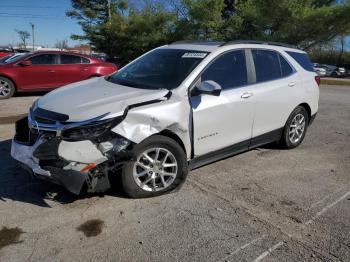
0, 51, 118, 99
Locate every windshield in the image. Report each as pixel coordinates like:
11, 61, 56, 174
107, 49, 208, 90
5, 53, 32, 64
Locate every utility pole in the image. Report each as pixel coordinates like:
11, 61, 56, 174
29, 23, 35, 51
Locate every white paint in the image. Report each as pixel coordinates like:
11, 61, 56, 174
58, 140, 107, 164
220, 235, 266, 261
305, 190, 350, 225
308, 188, 344, 209
252, 241, 284, 262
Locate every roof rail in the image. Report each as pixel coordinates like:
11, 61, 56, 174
170, 40, 224, 46
220, 40, 296, 49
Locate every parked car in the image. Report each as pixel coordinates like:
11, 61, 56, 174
337, 63, 350, 77
314, 64, 345, 78
0, 49, 13, 58
313, 63, 327, 77
0, 51, 118, 99
11, 41, 319, 198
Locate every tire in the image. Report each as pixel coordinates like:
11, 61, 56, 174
121, 135, 188, 198
0, 77, 15, 99
280, 106, 309, 149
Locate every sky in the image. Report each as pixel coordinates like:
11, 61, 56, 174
0, 0, 84, 47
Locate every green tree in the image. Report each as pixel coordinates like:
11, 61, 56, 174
67, 0, 176, 63
67, 0, 350, 62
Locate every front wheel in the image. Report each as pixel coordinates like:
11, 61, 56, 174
121, 135, 188, 198
280, 106, 309, 149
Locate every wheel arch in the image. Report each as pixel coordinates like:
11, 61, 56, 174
298, 103, 312, 123
156, 130, 187, 156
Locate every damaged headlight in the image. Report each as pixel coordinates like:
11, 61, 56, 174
62, 116, 123, 141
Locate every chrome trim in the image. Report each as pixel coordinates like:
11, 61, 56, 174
28, 109, 110, 137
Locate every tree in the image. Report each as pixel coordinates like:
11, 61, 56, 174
67, 0, 350, 62
55, 39, 69, 50
67, 0, 177, 63
15, 30, 30, 48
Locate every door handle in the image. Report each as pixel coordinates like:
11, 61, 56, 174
288, 82, 295, 87
241, 92, 253, 99
48, 69, 55, 73
82, 68, 88, 71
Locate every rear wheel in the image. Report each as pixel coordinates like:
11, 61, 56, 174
0, 77, 15, 99
280, 106, 309, 149
121, 135, 188, 198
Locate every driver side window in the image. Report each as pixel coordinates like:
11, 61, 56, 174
201, 50, 247, 90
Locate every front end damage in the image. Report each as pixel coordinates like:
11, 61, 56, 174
11, 89, 191, 195
11, 111, 132, 195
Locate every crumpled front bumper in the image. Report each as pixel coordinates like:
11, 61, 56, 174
11, 138, 92, 194
10, 136, 117, 195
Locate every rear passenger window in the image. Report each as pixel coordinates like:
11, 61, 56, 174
252, 50, 281, 82
286, 51, 314, 72
202, 50, 247, 89
252, 50, 294, 82
60, 55, 82, 64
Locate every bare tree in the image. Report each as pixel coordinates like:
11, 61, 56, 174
54, 39, 69, 50
15, 30, 30, 48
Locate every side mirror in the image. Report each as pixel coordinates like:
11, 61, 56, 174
18, 60, 32, 66
193, 80, 222, 96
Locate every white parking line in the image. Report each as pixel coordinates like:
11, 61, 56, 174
308, 188, 344, 209
220, 235, 266, 261
252, 241, 284, 262
305, 190, 350, 225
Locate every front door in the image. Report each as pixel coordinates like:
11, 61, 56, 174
15, 53, 59, 90
191, 50, 255, 157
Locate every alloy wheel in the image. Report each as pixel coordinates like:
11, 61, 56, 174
133, 147, 178, 192
0, 79, 11, 97
288, 113, 305, 144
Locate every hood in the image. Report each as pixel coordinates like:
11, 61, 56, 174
37, 77, 169, 122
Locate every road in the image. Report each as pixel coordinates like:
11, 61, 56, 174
0, 85, 349, 262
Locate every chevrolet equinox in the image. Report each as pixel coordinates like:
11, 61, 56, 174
11, 41, 319, 198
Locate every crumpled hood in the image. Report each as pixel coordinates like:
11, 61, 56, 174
37, 77, 169, 122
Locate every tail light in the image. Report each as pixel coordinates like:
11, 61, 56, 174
315, 76, 321, 86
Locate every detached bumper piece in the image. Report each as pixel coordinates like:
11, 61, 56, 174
11, 116, 131, 195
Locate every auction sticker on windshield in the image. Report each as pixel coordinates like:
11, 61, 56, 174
182, 53, 207, 58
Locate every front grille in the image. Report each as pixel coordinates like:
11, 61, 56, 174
14, 116, 38, 145
33, 107, 69, 122
34, 116, 56, 125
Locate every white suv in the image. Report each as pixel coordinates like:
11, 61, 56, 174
11, 41, 319, 198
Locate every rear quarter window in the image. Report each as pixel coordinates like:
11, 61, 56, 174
286, 51, 314, 72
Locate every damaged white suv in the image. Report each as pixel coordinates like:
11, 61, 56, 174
11, 41, 319, 198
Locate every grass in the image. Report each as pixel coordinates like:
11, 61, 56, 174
320, 78, 350, 86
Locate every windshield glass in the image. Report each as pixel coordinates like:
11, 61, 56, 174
107, 49, 208, 90
5, 53, 32, 64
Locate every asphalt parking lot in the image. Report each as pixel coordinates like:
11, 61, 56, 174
0, 85, 349, 262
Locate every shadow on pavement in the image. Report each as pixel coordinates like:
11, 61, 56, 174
0, 139, 127, 208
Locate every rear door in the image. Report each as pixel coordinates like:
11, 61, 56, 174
15, 53, 59, 90
55, 54, 91, 86
248, 49, 299, 145
191, 50, 255, 156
